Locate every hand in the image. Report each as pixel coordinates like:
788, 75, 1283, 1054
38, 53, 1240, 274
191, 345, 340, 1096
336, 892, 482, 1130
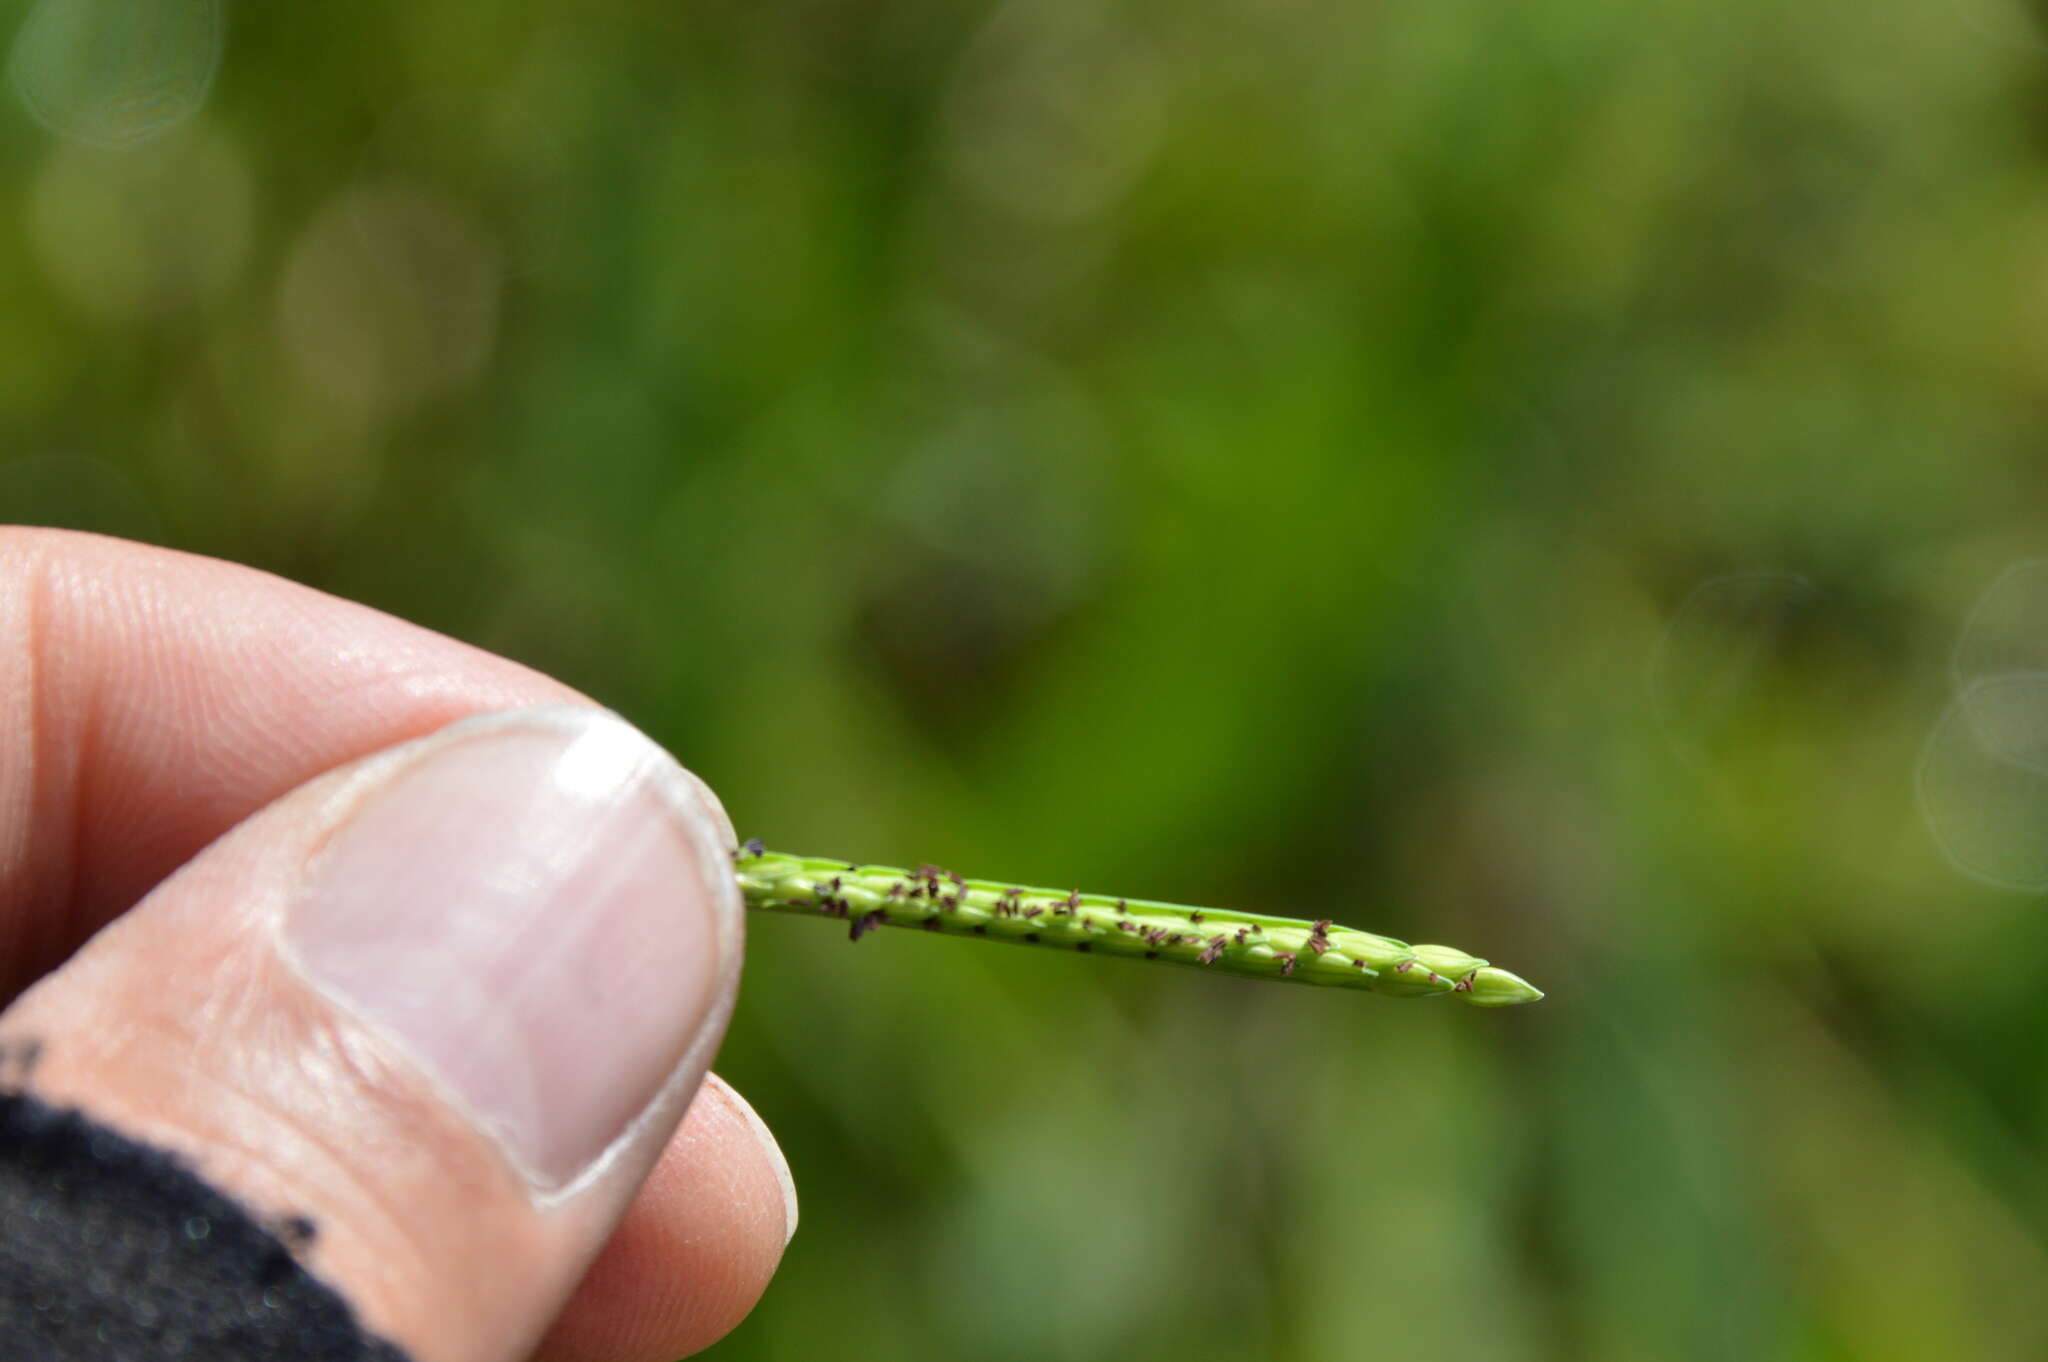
0, 528, 793, 1362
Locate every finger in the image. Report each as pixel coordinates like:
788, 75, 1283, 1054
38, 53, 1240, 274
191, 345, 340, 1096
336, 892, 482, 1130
0, 525, 592, 996
0, 705, 783, 1362
533, 1074, 797, 1362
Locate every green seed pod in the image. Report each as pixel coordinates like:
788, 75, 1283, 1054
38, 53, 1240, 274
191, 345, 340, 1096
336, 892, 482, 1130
734, 846, 1542, 1008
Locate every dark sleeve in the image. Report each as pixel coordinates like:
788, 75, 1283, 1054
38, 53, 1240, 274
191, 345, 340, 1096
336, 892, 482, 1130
0, 1086, 414, 1361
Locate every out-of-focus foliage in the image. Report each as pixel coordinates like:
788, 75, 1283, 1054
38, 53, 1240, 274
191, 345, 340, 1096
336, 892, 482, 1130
9, 0, 2048, 1357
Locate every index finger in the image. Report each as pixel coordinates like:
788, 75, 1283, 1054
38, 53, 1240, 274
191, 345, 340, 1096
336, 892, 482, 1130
0, 525, 592, 998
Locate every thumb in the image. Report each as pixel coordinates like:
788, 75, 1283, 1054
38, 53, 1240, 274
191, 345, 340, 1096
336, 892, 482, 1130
0, 706, 745, 1362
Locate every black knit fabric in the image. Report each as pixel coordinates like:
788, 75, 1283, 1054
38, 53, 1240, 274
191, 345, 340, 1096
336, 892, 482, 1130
0, 1087, 414, 1361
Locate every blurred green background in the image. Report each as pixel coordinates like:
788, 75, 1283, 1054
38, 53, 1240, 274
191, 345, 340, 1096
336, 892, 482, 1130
11, 0, 2048, 1357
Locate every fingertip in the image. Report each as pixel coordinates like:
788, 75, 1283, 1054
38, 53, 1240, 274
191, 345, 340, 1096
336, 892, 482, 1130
707, 1074, 797, 1249
535, 1075, 794, 1362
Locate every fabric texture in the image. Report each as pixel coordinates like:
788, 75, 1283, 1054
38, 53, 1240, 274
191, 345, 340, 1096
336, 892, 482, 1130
0, 1084, 413, 1361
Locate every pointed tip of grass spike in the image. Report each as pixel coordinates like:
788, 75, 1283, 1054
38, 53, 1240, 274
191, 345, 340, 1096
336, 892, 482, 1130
1460, 966, 1545, 1007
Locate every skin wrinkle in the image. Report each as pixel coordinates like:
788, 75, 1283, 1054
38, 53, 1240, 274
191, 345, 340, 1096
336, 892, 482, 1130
84, 949, 439, 1295
24, 553, 82, 1001
93, 581, 309, 915
194, 612, 367, 782
166, 1075, 435, 1304
170, 901, 527, 1328
36, 938, 539, 1357
19, 548, 576, 965
16, 554, 126, 982
677, 1085, 781, 1252
92, 1078, 448, 1351
0, 557, 43, 975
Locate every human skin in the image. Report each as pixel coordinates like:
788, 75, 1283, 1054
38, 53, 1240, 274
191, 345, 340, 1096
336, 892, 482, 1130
0, 526, 794, 1362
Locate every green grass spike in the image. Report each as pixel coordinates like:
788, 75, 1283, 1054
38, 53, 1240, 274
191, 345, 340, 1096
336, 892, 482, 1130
735, 846, 1543, 1008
